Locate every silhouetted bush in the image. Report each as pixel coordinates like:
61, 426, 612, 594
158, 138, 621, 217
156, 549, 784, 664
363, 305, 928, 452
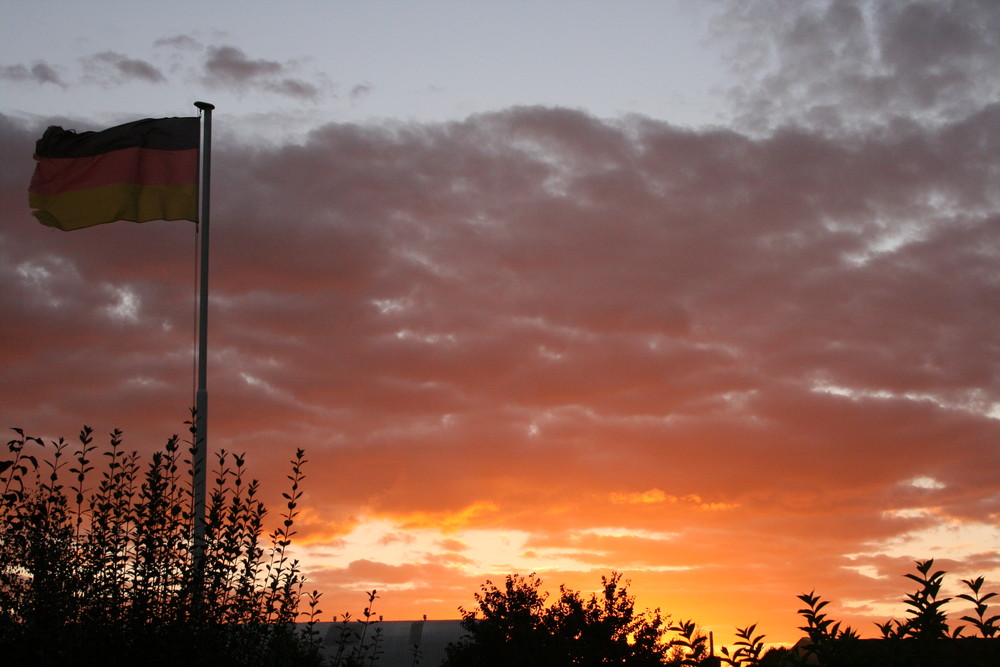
443, 561, 999, 666
9, 419, 997, 667
325, 589, 386, 667
792, 560, 1000, 667
0, 421, 324, 667
442, 572, 671, 666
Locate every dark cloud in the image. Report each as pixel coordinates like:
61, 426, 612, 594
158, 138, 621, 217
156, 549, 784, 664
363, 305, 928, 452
350, 82, 374, 101
1, 41, 324, 100
205, 45, 282, 81
266, 78, 320, 99
1, 61, 63, 86
153, 34, 203, 51
202, 45, 319, 100
83, 51, 167, 84
718, 0, 1000, 134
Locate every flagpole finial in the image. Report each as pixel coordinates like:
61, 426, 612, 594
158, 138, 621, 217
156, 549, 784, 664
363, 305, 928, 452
194, 101, 215, 111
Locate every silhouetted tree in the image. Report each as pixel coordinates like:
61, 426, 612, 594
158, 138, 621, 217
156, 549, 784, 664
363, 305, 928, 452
443, 572, 671, 666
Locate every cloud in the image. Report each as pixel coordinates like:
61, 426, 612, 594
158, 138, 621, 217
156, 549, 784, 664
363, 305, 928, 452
201, 45, 320, 100
154, 34, 203, 52
143, 104, 999, 572
717, 0, 1000, 134
350, 82, 374, 101
1, 39, 326, 102
82, 51, 167, 84
1, 61, 63, 86
204, 45, 282, 81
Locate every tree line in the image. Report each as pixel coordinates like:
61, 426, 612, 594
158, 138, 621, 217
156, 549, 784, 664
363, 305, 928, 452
2, 423, 997, 666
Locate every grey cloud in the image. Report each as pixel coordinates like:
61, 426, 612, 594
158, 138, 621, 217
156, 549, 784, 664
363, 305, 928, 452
718, 0, 1000, 134
350, 83, 374, 101
1, 61, 63, 86
153, 34, 203, 51
202, 45, 320, 100
204, 45, 282, 82
266, 78, 319, 99
83, 51, 166, 84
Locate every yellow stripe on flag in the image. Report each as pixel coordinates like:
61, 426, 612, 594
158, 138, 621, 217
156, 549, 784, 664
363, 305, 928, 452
29, 183, 197, 231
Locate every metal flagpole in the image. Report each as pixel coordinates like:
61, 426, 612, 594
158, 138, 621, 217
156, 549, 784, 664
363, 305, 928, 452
193, 101, 214, 564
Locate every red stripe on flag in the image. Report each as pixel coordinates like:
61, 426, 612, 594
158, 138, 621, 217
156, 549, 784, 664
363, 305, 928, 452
29, 146, 198, 196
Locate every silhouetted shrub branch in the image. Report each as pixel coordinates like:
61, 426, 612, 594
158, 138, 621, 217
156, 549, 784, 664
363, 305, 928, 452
0, 419, 324, 667
796, 560, 999, 667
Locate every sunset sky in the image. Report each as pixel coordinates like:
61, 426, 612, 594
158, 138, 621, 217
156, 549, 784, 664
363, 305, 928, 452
3, 0, 1000, 647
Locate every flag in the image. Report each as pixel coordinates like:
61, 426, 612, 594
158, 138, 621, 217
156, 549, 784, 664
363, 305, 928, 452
29, 116, 200, 231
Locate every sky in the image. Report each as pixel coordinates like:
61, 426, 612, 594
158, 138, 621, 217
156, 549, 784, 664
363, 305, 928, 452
2, 0, 1000, 647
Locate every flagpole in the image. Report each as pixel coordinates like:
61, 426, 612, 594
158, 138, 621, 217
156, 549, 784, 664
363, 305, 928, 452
193, 101, 214, 565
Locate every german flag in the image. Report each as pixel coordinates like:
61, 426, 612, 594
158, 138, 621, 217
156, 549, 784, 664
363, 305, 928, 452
29, 117, 200, 231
